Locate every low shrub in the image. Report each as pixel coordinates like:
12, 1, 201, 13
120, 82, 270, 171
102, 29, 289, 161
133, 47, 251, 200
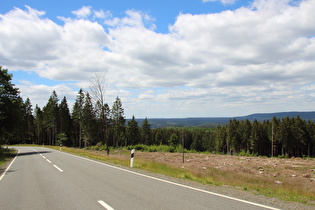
238, 149, 258, 157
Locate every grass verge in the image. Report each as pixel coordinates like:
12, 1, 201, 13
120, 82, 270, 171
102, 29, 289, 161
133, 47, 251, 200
0, 146, 16, 168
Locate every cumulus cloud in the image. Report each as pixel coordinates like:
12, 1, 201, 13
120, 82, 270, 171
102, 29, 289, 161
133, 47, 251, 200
71, 6, 92, 18
104, 9, 156, 30
16, 83, 78, 108
1, 0, 315, 117
0, 6, 61, 66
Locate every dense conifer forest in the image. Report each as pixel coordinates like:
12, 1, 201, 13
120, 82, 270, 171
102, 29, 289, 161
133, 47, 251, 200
1, 67, 315, 157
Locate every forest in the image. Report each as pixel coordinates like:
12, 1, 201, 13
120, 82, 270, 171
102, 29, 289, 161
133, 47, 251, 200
1, 66, 315, 157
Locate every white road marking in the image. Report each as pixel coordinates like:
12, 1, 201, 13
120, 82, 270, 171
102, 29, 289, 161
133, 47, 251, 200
0, 150, 19, 181
33, 148, 64, 173
53, 165, 63, 172
98, 200, 114, 210
57, 149, 280, 210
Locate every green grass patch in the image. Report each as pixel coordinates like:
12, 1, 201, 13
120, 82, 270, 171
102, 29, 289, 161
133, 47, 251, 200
46, 146, 131, 167
0, 147, 16, 167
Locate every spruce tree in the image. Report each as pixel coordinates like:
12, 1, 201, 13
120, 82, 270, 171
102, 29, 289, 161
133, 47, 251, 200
141, 118, 151, 145
42, 91, 59, 145
111, 96, 125, 147
82, 93, 96, 147
72, 89, 85, 147
59, 96, 71, 146
127, 115, 140, 145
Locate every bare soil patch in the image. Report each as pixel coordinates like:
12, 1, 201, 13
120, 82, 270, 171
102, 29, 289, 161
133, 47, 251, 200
135, 152, 315, 184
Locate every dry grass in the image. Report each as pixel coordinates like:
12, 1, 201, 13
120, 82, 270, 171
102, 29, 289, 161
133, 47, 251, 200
136, 152, 315, 204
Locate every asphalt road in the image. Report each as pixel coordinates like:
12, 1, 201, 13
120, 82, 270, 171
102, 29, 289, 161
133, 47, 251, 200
0, 147, 280, 210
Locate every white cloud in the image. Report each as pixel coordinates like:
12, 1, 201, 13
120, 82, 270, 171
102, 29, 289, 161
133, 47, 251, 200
104, 9, 156, 30
0, 6, 61, 67
71, 6, 92, 18
94, 10, 112, 19
1, 1, 315, 117
16, 83, 77, 109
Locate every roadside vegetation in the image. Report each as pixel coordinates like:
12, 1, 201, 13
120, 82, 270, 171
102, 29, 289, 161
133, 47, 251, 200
0, 147, 15, 168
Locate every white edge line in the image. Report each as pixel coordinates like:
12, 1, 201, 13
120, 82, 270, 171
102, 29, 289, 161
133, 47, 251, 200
0, 150, 20, 181
53, 164, 63, 172
55, 149, 280, 210
98, 200, 115, 210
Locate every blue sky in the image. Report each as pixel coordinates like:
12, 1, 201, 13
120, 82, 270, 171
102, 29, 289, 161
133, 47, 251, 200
1, 0, 315, 118
1, 0, 248, 32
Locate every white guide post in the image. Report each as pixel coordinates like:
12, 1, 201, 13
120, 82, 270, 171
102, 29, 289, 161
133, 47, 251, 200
130, 149, 135, 168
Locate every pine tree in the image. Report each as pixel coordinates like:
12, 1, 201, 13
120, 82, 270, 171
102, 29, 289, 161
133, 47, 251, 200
72, 89, 85, 147
293, 116, 307, 157
141, 118, 152, 145
250, 120, 260, 154
190, 132, 203, 151
306, 120, 315, 157
127, 115, 140, 145
215, 125, 227, 153
82, 93, 96, 147
240, 119, 252, 153
0, 67, 21, 145
34, 105, 45, 145
59, 96, 71, 146
227, 119, 240, 154
42, 91, 59, 145
111, 96, 125, 147
23, 98, 35, 144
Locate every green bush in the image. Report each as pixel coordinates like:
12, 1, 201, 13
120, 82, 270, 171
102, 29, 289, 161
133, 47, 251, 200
0, 148, 4, 161
278, 153, 290, 159
238, 149, 258, 157
134, 144, 148, 151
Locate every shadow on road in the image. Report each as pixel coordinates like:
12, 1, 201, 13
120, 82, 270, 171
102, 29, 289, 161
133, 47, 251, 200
0, 150, 51, 178
17, 151, 51, 157
0, 168, 16, 175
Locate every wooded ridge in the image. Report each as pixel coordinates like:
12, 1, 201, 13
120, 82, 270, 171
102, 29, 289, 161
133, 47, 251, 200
130, 111, 315, 128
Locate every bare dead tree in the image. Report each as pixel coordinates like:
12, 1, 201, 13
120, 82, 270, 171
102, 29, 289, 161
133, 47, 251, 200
89, 72, 110, 155
90, 72, 106, 107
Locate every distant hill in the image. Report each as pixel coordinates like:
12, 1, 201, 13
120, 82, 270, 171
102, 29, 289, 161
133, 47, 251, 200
236, 111, 315, 122
128, 111, 315, 128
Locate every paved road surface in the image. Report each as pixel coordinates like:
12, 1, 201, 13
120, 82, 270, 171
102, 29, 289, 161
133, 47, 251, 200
0, 147, 280, 210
